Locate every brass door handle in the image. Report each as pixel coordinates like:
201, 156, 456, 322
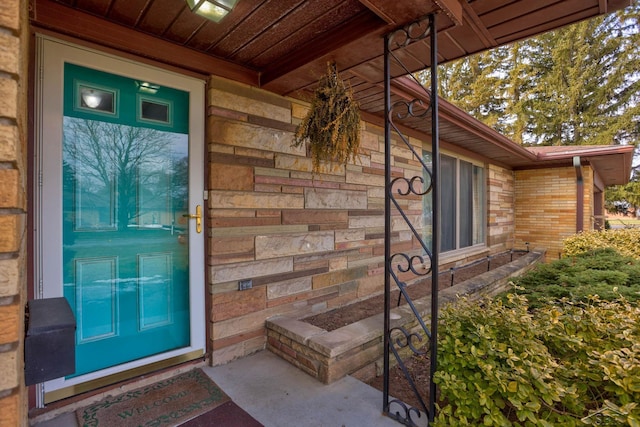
182, 205, 202, 234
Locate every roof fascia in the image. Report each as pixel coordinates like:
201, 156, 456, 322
391, 76, 537, 162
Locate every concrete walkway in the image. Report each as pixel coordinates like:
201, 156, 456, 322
205, 350, 401, 427
33, 350, 404, 427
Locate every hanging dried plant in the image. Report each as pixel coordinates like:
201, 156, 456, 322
293, 62, 361, 173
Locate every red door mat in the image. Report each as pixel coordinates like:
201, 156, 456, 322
181, 401, 263, 427
76, 368, 244, 426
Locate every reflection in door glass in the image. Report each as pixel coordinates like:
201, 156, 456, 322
62, 117, 191, 376
140, 99, 170, 124
63, 118, 188, 231
78, 86, 115, 113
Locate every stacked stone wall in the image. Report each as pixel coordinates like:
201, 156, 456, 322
206, 76, 510, 364
0, 1, 28, 425
266, 250, 543, 384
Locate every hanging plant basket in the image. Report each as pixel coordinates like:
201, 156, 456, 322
293, 62, 361, 173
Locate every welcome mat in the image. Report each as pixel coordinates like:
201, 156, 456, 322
76, 368, 230, 427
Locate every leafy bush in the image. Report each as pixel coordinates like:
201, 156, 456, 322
434, 295, 576, 426
511, 248, 640, 308
563, 228, 640, 259
434, 295, 640, 426
538, 297, 640, 426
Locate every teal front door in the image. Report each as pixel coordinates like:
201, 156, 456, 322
62, 63, 192, 376
36, 37, 205, 402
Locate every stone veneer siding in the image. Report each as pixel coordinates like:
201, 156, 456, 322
514, 166, 593, 259
206, 76, 512, 365
0, 0, 28, 425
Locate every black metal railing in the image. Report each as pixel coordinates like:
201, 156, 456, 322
383, 13, 440, 427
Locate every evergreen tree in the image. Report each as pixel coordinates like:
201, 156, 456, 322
606, 170, 640, 214
423, 4, 640, 148
524, 9, 640, 146
418, 4, 640, 209
434, 48, 506, 130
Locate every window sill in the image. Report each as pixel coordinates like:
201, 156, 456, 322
439, 245, 489, 268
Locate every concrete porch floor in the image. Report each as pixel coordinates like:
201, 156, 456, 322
33, 350, 404, 427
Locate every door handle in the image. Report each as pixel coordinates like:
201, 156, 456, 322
182, 205, 202, 234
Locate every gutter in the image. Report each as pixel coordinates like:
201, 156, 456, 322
574, 156, 584, 232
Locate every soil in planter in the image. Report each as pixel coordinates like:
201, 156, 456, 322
368, 350, 432, 412
303, 251, 525, 332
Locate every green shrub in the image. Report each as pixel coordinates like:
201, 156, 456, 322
510, 248, 640, 308
434, 241, 640, 425
434, 295, 640, 426
583, 345, 640, 426
434, 294, 578, 426
538, 297, 640, 426
563, 229, 640, 259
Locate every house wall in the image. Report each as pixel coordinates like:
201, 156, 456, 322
206, 76, 514, 364
514, 165, 594, 259
487, 164, 515, 252
0, 0, 28, 425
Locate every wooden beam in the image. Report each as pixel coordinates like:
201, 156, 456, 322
434, 0, 463, 26
357, 1, 443, 25
357, 0, 396, 24
598, 0, 632, 13
599, 0, 608, 13
32, 0, 259, 86
461, 1, 497, 49
260, 11, 385, 86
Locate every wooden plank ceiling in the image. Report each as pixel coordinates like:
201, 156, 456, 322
32, 0, 632, 175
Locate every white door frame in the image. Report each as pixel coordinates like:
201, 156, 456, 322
34, 35, 206, 405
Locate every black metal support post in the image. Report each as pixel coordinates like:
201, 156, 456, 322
383, 13, 439, 427
383, 30, 392, 417
428, 14, 439, 422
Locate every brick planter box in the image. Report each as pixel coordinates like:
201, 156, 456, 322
266, 249, 545, 384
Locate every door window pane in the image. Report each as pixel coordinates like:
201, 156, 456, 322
140, 98, 171, 124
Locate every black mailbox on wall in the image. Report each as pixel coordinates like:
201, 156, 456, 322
25, 297, 76, 386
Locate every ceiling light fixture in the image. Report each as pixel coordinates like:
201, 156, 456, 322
81, 88, 102, 109
136, 81, 161, 94
186, 0, 238, 23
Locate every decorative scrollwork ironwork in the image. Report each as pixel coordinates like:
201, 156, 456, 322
384, 12, 440, 426
390, 99, 431, 121
386, 118, 434, 184
391, 175, 432, 197
387, 192, 432, 257
386, 327, 430, 426
386, 399, 427, 427
390, 327, 429, 355
389, 253, 430, 277
387, 16, 431, 50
